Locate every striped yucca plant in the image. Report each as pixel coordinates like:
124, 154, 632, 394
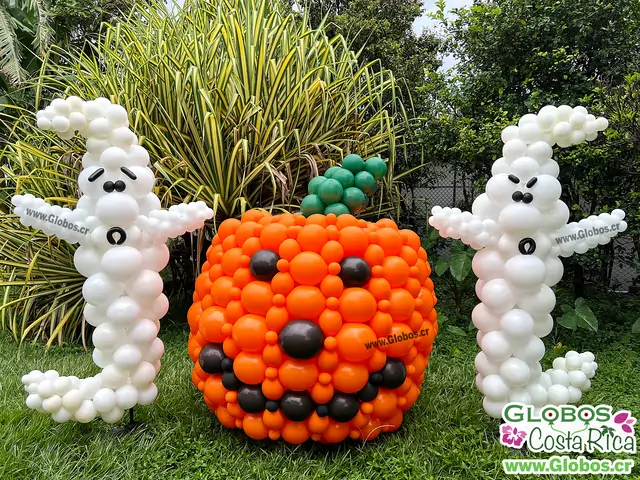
32, 0, 407, 222
1, 0, 408, 344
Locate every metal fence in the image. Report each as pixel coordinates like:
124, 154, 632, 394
402, 166, 639, 293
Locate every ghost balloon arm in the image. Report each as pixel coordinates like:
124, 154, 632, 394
11, 194, 89, 244
428, 206, 501, 249
553, 209, 627, 257
143, 201, 214, 242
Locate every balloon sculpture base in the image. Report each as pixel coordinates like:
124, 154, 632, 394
111, 408, 145, 436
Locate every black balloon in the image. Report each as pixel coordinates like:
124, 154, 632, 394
198, 343, 226, 374
338, 256, 371, 288
279, 320, 325, 359
221, 358, 234, 372
369, 372, 383, 386
222, 371, 242, 391
328, 392, 360, 423
357, 382, 379, 402
266, 400, 280, 412
380, 358, 407, 389
238, 385, 267, 413
280, 391, 316, 422
250, 249, 280, 281
316, 405, 329, 417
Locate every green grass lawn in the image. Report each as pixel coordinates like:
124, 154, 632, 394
1, 324, 638, 480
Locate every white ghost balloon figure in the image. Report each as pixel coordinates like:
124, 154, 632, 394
428, 105, 626, 419
14, 97, 214, 424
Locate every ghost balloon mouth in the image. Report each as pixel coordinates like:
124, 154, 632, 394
518, 237, 536, 255
106, 227, 127, 245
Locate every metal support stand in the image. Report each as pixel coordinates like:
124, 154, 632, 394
112, 408, 145, 436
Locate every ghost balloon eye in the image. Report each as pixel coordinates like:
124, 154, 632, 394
88, 168, 105, 182
338, 256, 371, 287
522, 193, 533, 204
103, 181, 115, 193
512, 191, 524, 202
508, 174, 520, 184
526, 177, 538, 188
249, 249, 280, 281
114, 180, 127, 192
120, 166, 137, 180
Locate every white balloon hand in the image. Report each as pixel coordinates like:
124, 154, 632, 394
142, 201, 214, 243
428, 206, 501, 249
553, 209, 626, 257
11, 194, 89, 244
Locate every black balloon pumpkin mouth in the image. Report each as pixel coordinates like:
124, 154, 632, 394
198, 340, 408, 424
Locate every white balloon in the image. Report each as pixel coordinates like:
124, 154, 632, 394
482, 374, 510, 400
483, 397, 506, 419
128, 319, 158, 344
504, 255, 546, 289
480, 279, 516, 313
130, 361, 157, 387
115, 385, 139, 409
471, 303, 500, 332
93, 388, 117, 413
106, 296, 141, 326
79, 377, 102, 400
42, 395, 62, 413
113, 344, 143, 370
481, 331, 511, 362
101, 246, 143, 282
513, 336, 545, 363
74, 400, 97, 423
94, 193, 140, 226
61, 389, 84, 412
500, 309, 534, 338
52, 407, 74, 423
547, 384, 570, 405
137, 383, 158, 405
127, 270, 163, 301
83, 273, 123, 306
102, 406, 125, 424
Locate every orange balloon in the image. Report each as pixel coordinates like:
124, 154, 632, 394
308, 412, 330, 434
216, 406, 236, 428
271, 272, 295, 295
235, 221, 261, 247
367, 349, 387, 372
233, 352, 266, 384
376, 228, 402, 255
320, 275, 343, 298
335, 214, 359, 230
372, 390, 398, 418
368, 277, 391, 301
199, 306, 226, 342
364, 244, 386, 267
262, 378, 285, 400
399, 229, 421, 250
187, 302, 203, 329
278, 238, 301, 261
399, 245, 418, 267
211, 276, 234, 307
305, 214, 328, 228
265, 306, 289, 332
360, 419, 382, 441
338, 226, 369, 257
282, 422, 310, 444
241, 281, 274, 315
311, 383, 334, 404
262, 344, 284, 366
289, 252, 328, 285
243, 415, 269, 440
407, 311, 424, 332
388, 288, 415, 322
332, 362, 368, 393
242, 209, 266, 222
297, 224, 328, 253
221, 247, 243, 276
321, 422, 349, 443
382, 256, 410, 288
318, 309, 342, 336
385, 323, 415, 357
195, 274, 213, 299
217, 218, 241, 240
232, 314, 268, 353
318, 350, 339, 372
338, 288, 376, 323
279, 360, 318, 391
376, 218, 398, 230
224, 300, 245, 324
232, 267, 253, 289
404, 278, 421, 298
286, 286, 325, 320
335, 324, 376, 362
263, 410, 285, 429
204, 376, 228, 404
208, 263, 224, 282
320, 240, 344, 264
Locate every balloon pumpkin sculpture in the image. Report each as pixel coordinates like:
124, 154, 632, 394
188, 155, 438, 444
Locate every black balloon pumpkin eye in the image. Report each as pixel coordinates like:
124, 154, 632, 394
379, 358, 407, 389
327, 392, 360, 423
338, 256, 371, 288
249, 249, 280, 281
237, 385, 267, 413
266, 400, 280, 412
279, 320, 325, 359
198, 343, 226, 374
280, 391, 316, 422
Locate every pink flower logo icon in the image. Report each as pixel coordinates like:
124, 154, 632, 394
613, 411, 636, 434
501, 424, 527, 447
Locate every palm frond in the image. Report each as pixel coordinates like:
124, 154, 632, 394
0, 4, 26, 85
